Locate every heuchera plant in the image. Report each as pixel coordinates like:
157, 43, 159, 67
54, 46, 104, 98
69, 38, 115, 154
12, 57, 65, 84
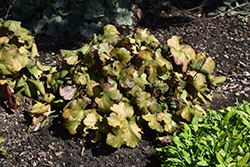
0, 20, 225, 148
0, 19, 47, 111
28, 24, 225, 148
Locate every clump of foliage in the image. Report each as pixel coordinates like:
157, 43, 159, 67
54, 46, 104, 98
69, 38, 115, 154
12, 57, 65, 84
208, 0, 250, 22
0, 18, 46, 111
0, 137, 8, 157
10, 0, 133, 37
27, 24, 225, 148
0, 19, 225, 148
156, 100, 250, 167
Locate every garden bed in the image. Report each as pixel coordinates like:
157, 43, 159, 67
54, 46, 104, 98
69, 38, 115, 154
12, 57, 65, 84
1, 0, 250, 166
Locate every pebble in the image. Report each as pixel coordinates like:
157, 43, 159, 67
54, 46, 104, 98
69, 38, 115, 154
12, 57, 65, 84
243, 71, 250, 76
244, 87, 250, 92
244, 93, 249, 97
241, 79, 249, 85
235, 92, 240, 96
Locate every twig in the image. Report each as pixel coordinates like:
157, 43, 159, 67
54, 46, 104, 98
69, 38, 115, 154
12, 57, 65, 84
217, 70, 250, 77
186, 0, 208, 12
1, 0, 16, 21
206, 1, 250, 20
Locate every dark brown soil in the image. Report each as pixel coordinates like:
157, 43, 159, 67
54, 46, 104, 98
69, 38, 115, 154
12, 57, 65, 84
1, 0, 250, 166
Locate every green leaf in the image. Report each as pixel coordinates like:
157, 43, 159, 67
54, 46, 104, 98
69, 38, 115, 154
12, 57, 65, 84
0, 148, 8, 157
132, 71, 149, 90
98, 42, 113, 64
224, 107, 235, 125
190, 54, 215, 74
192, 72, 207, 93
61, 49, 79, 65
41, 93, 55, 104
197, 160, 209, 166
85, 80, 102, 98
133, 88, 160, 114
212, 76, 226, 86
167, 36, 196, 72
182, 150, 191, 164
0, 46, 22, 76
143, 112, 176, 133
107, 102, 142, 148
115, 8, 133, 25
4, 20, 21, 32
82, 109, 100, 136
95, 84, 123, 113
28, 101, 54, 132
118, 67, 136, 89
98, 24, 120, 43
62, 98, 91, 135
0, 137, 6, 143
134, 28, 160, 47
143, 113, 164, 132
237, 152, 249, 166
111, 47, 132, 63
216, 152, 227, 167
179, 102, 206, 122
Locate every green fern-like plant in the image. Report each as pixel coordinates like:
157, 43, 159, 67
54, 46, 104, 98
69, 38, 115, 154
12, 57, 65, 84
156, 100, 250, 167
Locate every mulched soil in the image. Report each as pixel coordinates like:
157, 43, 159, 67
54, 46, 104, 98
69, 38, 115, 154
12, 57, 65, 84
1, 0, 250, 166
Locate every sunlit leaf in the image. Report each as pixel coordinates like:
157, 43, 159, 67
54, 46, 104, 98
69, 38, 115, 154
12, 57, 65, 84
167, 36, 196, 72
107, 102, 142, 148
62, 98, 91, 135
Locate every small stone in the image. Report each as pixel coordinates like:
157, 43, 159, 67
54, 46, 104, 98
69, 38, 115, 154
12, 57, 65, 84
38, 151, 46, 157
241, 79, 249, 85
55, 151, 64, 156
244, 93, 249, 97
244, 87, 250, 92
235, 92, 240, 96
243, 71, 250, 76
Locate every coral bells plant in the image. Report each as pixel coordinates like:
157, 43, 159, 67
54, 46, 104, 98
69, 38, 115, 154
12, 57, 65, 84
0, 20, 225, 148
48, 24, 224, 148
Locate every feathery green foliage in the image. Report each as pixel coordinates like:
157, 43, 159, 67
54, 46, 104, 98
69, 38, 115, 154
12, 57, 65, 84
157, 100, 250, 167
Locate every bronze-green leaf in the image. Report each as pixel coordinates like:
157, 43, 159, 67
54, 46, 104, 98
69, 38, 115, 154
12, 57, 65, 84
99, 24, 120, 43
62, 98, 91, 135
107, 102, 142, 148
95, 87, 123, 113
0, 46, 22, 76
111, 47, 132, 63
167, 36, 196, 72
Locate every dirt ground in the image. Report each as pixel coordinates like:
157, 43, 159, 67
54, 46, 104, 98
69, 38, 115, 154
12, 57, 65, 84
1, 0, 250, 166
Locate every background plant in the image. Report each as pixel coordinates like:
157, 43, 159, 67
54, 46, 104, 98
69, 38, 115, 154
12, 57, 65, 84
3, 0, 134, 37
208, 0, 250, 22
156, 100, 250, 167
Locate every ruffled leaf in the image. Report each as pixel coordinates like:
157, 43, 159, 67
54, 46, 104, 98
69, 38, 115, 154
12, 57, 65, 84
62, 98, 91, 135
167, 36, 196, 72
98, 24, 120, 43
107, 102, 142, 148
